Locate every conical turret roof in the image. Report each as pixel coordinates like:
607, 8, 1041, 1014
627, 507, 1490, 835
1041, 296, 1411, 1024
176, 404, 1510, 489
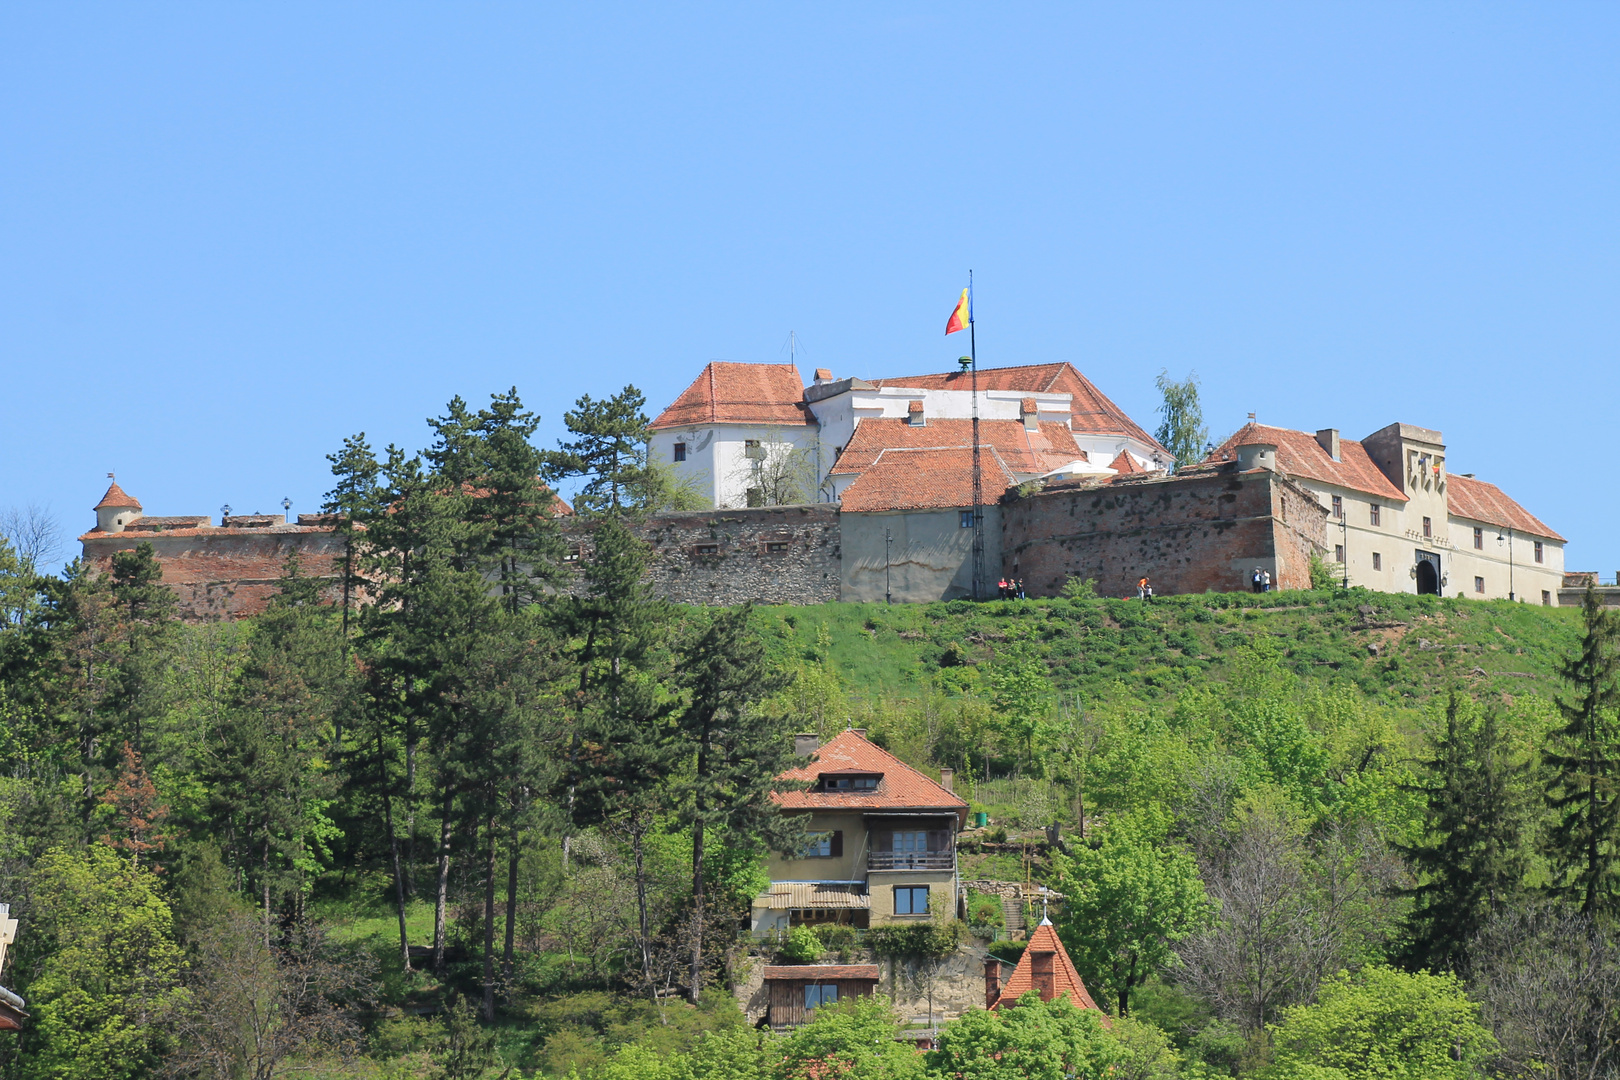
991, 919, 1102, 1013
94, 481, 142, 511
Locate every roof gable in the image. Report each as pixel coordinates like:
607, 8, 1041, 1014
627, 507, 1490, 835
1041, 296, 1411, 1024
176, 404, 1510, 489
775, 730, 968, 822
837, 446, 1019, 513
650, 362, 811, 430
1209, 423, 1406, 502
1448, 474, 1563, 542
992, 920, 1103, 1013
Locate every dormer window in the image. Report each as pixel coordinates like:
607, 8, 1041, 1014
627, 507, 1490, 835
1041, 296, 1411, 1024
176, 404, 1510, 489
907, 401, 925, 427
819, 773, 881, 792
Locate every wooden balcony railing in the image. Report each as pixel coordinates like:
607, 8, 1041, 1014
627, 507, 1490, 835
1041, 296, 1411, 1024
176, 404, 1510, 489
868, 851, 954, 871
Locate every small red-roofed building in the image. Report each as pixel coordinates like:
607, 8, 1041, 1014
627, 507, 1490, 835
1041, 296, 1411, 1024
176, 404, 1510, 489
752, 729, 968, 935
986, 918, 1105, 1018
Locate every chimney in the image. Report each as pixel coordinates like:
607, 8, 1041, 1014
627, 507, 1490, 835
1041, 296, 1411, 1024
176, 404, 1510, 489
983, 957, 1002, 1008
1316, 428, 1341, 462
939, 768, 954, 793
851, 728, 867, 739
1030, 949, 1056, 1002
814, 368, 833, 385
794, 733, 819, 756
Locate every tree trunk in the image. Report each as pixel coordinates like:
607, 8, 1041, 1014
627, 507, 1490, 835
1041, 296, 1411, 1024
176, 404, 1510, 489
404, 735, 418, 897
432, 788, 454, 973
262, 836, 272, 947
482, 813, 498, 1020
503, 817, 520, 985
632, 820, 654, 998
689, 816, 705, 1004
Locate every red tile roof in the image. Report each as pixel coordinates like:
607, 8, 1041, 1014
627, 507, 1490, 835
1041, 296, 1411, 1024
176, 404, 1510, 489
992, 921, 1103, 1013
832, 418, 1083, 478
775, 730, 968, 824
763, 965, 880, 981
1209, 423, 1406, 502
1107, 450, 1140, 476
837, 447, 1019, 513
869, 363, 1165, 453
650, 362, 810, 429
1448, 473, 1563, 542
94, 482, 142, 511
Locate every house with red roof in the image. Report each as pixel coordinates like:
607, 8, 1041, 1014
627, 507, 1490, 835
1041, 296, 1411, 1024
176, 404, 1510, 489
1207, 422, 1565, 604
751, 729, 969, 936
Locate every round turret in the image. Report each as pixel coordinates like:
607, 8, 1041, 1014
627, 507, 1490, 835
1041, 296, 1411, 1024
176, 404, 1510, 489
93, 479, 142, 533
1236, 442, 1278, 472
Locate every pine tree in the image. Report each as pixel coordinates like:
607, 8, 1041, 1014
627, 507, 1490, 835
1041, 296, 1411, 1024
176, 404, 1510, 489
323, 431, 382, 646
1544, 584, 1620, 918
544, 386, 657, 515
104, 543, 177, 756
1396, 692, 1528, 972
671, 603, 796, 1001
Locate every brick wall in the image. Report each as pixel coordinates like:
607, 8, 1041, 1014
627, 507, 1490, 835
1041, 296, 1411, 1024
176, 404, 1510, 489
81, 523, 345, 621
563, 504, 841, 605
1000, 467, 1327, 599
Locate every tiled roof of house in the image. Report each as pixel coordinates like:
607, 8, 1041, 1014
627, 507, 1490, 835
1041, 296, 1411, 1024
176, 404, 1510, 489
1209, 423, 1406, 503
1448, 474, 1564, 542
992, 920, 1103, 1013
763, 965, 880, 981
775, 730, 968, 823
869, 362, 1166, 452
94, 482, 142, 510
1107, 450, 1140, 476
650, 362, 811, 430
832, 418, 1083, 478
836, 447, 1019, 513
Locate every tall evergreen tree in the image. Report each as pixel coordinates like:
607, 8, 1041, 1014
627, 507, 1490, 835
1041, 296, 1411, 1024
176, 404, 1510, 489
544, 386, 657, 515
1153, 369, 1208, 472
104, 543, 177, 756
1396, 692, 1528, 972
671, 603, 797, 1001
1544, 584, 1620, 918
323, 431, 382, 646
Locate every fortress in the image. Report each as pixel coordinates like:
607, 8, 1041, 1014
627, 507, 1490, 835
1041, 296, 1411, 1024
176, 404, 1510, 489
80, 359, 1569, 618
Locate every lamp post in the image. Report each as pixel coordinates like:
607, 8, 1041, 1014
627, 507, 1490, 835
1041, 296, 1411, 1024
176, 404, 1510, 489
884, 528, 893, 605
220, 503, 232, 523
281, 496, 292, 520
1497, 529, 1515, 601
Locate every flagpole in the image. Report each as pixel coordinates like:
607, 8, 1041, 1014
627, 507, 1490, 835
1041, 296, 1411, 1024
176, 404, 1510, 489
969, 270, 985, 602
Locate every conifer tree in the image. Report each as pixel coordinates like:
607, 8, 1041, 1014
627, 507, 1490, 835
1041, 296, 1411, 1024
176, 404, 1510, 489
672, 603, 797, 1001
1396, 692, 1528, 972
544, 386, 657, 515
105, 542, 177, 755
1544, 584, 1620, 918
323, 431, 382, 645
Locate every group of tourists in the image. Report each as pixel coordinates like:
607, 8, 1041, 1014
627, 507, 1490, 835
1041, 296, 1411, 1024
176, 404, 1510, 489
998, 578, 1026, 600
1250, 567, 1272, 592
1137, 576, 1155, 602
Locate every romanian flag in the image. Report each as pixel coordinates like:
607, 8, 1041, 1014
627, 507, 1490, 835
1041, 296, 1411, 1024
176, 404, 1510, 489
945, 288, 971, 335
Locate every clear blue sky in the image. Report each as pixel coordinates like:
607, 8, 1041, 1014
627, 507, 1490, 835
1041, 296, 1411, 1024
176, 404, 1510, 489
4, 4, 1617, 577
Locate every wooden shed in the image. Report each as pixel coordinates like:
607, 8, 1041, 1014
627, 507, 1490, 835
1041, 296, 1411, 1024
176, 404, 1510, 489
763, 964, 880, 1029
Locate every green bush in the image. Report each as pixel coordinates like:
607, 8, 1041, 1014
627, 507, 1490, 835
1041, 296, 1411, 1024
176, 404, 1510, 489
811, 923, 857, 950
778, 924, 825, 963
986, 938, 1027, 965
967, 892, 1006, 930
866, 920, 966, 959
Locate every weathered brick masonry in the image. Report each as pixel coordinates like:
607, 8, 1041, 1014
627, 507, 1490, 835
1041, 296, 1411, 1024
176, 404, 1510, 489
1000, 465, 1328, 598
563, 504, 842, 606
81, 515, 345, 621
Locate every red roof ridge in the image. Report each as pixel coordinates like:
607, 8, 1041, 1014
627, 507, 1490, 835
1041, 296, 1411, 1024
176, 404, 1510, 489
1447, 473, 1564, 542
94, 481, 142, 511
1107, 450, 1140, 475
651, 361, 810, 430
1208, 422, 1406, 503
775, 730, 968, 822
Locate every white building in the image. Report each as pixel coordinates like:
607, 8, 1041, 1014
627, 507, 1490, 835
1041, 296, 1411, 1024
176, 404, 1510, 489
1213, 422, 1565, 604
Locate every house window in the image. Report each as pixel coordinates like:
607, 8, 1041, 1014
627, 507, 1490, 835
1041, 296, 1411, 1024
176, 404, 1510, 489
673, 442, 687, 462
959, 510, 974, 528
893, 886, 930, 916
804, 984, 839, 1011
1331, 495, 1343, 519
1474, 527, 1483, 550
1423, 517, 1433, 539
692, 543, 719, 557
563, 545, 582, 563
744, 439, 764, 460
764, 541, 789, 554
1475, 576, 1486, 594
893, 831, 926, 853
1369, 504, 1381, 526
1335, 545, 1345, 563
1372, 552, 1382, 571
1535, 541, 1544, 564
800, 831, 842, 858
1543, 590, 1552, 606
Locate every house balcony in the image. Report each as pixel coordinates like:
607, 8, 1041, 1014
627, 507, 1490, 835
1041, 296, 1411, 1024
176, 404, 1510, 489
867, 851, 955, 872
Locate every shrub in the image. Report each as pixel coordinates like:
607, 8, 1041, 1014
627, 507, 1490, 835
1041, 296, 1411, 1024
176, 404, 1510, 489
967, 892, 1006, 931
811, 923, 857, 951
778, 924, 825, 963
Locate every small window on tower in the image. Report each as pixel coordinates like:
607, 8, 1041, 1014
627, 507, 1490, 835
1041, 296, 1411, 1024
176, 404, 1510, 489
1331, 495, 1343, 519
1372, 552, 1382, 571
1474, 527, 1483, 550
1369, 504, 1381, 526
673, 442, 687, 462
1424, 517, 1433, 539
1475, 576, 1485, 594
1535, 541, 1544, 564
1335, 545, 1345, 564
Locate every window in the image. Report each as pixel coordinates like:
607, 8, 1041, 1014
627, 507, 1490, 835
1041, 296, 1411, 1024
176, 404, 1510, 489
1335, 545, 1345, 563
1331, 495, 1343, 519
960, 510, 974, 529
1474, 527, 1483, 550
800, 831, 842, 858
819, 774, 879, 791
692, 543, 719, 557
673, 442, 687, 462
804, 984, 838, 1011
1372, 552, 1382, 571
893, 886, 930, 916
764, 541, 788, 554
1423, 516, 1433, 539
1535, 541, 1544, 564
1475, 576, 1486, 594
563, 545, 582, 563
1543, 590, 1552, 606
1369, 504, 1381, 526
893, 831, 926, 853
744, 439, 764, 461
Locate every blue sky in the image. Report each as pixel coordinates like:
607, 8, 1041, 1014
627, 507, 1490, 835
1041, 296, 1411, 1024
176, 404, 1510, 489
3, 4, 1616, 577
